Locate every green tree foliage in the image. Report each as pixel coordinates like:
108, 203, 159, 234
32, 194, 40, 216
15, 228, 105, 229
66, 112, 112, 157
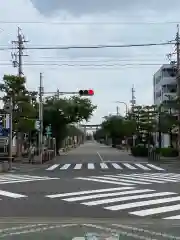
43, 95, 96, 153
0, 75, 37, 135
0, 75, 38, 156
95, 104, 175, 146
94, 115, 136, 143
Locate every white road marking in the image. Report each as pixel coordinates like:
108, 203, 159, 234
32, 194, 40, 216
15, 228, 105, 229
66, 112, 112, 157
146, 164, 165, 171
100, 163, 108, 169
74, 164, 82, 169
134, 163, 150, 170
93, 176, 150, 185
105, 194, 180, 211
0, 224, 48, 233
111, 163, 122, 169
60, 164, 71, 170
164, 214, 180, 219
46, 164, 59, 171
45, 162, 166, 171
63, 189, 154, 202
76, 177, 134, 186
114, 175, 166, 183
97, 152, 104, 162
122, 163, 136, 169
131, 203, 180, 217
0, 224, 77, 238
45, 187, 134, 198
87, 163, 95, 169
0, 174, 59, 184
112, 224, 180, 240
83, 224, 159, 240
83, 192, 175, 206
0, 190, 27, 198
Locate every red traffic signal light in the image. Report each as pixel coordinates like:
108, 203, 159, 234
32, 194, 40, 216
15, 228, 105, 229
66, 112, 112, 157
79, 89, 94, 96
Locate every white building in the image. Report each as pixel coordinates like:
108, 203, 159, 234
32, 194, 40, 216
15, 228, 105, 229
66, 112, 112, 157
153, 63, 177, 147
153, 64, 177, 105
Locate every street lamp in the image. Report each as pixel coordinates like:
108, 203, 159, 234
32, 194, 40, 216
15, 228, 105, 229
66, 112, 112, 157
114, 101, 128, 116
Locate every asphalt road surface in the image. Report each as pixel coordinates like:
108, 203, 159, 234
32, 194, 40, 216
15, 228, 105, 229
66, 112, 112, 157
0, 141, 180, 238
31, 141, 170, 177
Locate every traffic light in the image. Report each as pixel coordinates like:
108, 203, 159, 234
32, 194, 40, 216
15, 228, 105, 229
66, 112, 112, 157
79, 89, 94, 96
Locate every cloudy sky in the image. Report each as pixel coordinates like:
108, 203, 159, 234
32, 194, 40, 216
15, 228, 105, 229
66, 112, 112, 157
0, 0, 178, 125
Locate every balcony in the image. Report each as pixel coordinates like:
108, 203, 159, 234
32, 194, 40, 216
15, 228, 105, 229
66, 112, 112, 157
162, 92, 176, 101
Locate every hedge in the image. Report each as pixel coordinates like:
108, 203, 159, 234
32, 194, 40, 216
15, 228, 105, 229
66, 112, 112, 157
131, 145, 178, 158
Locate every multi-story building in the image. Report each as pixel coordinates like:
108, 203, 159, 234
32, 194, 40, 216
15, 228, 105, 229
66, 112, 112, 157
153, 63, 177, 105
153, 63, 177, 147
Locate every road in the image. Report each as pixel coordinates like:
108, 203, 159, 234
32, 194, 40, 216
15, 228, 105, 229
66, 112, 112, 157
0, 141, 180, 238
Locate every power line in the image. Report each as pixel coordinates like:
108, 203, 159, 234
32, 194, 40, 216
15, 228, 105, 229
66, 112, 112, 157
0, 20, 180, 25
0, 63, 165, 67
0, 41, 173, 51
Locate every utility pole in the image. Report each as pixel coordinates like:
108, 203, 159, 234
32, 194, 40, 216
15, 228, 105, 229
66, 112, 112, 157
130, 85, 136, 118
11, 27, 28, 76
39, 73, 44, 163
176, 25, 180, 154
8, 97, 13, 170
130, 85, 136, 146
57, 89, 60, 99
4, 97, 13, 170
11, 27, 28, 157
168, 25, 180, 153
116, 106, 119, 116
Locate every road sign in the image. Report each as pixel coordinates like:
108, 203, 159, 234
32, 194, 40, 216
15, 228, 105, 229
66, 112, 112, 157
0, 125, 9, 137
0, 125, 3, 136
45, 125, 52, 136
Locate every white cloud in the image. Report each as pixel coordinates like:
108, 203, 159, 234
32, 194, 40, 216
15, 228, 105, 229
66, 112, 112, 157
0, 0, 177, 125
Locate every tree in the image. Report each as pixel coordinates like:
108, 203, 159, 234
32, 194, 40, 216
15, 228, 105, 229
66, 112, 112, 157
0, 75, 37, 155
43, 95, 96, 154
94, 115, 136, 145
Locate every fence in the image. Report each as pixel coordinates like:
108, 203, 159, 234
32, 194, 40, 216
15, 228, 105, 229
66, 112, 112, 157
148, 146, 160, 161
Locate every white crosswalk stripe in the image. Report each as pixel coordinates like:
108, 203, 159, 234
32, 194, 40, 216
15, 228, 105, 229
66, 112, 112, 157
45, 162, 165, 171
75, 173, 180, 186
0, 174, 59, 184
0, 190, 27, 199
45, 186, 180, 219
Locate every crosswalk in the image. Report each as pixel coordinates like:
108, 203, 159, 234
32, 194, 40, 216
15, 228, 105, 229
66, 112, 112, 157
76, 173, 180, 186
45, 186, 180, 219
0, 174, 59, 184
0, 189, 27, 200
46, 162, 165, 171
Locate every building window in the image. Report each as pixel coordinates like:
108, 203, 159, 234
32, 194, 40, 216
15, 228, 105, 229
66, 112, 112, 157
162, 68, 176, 77
155, 75, 161, 84
155, 90, 161, 98
163, 84, 177, 93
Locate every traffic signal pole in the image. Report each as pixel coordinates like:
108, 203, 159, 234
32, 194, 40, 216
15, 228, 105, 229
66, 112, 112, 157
39, 73, 43, 164
38, 81, 94, 162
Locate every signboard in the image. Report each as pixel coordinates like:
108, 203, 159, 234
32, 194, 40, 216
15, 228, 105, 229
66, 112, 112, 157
45, 125, 52, 136
0, 125, 8, 137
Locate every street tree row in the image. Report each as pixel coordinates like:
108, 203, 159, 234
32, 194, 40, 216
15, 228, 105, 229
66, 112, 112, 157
94, 104, 176, 147
0, 75, 97, 155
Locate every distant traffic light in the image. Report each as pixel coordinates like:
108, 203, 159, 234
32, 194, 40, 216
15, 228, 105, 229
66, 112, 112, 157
79, 89, 94, 96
